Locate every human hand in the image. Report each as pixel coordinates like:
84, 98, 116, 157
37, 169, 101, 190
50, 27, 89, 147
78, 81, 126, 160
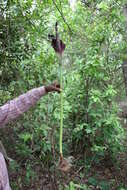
45, 82, 61, 93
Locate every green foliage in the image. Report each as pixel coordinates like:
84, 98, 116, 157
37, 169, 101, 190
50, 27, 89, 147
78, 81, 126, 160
88, 177, 110, 190
64, 180, 110, 190
0, 0, 126, 189
65, 181, 89, 190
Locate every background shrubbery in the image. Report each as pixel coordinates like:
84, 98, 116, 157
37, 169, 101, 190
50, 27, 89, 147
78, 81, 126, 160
0, 0, 127, 189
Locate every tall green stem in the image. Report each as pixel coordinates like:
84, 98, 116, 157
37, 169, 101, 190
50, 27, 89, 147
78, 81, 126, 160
59, 55, 63, 156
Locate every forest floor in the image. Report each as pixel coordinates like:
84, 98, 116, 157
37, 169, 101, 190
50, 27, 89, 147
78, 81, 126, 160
1, 126, 127, 190
8, 152, 127, 190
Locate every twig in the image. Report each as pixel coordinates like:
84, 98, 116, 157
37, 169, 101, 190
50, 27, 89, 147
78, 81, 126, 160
52, 0, 73, 35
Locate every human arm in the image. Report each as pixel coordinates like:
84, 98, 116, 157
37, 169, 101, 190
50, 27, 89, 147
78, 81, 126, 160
0, 152, 11, 190
0, 83, 60, 127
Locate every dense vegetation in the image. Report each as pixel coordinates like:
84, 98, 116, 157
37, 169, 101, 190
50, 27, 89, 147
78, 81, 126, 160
0, 0, 127, 189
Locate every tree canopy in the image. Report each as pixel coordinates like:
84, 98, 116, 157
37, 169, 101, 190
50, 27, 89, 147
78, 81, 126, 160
1, 0, 127, 189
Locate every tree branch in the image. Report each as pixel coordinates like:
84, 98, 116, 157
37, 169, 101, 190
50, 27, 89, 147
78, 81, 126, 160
52, 0, 73, 35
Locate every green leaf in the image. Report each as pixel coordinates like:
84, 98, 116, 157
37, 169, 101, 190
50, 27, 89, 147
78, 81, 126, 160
97, 2, 108, 10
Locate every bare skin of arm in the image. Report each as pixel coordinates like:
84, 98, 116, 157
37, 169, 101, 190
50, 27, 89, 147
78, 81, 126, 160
0, 83, 60, 189
0, 83, 60, 127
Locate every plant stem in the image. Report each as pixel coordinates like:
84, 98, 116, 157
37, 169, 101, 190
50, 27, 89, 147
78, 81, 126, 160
59, 55, 63, 156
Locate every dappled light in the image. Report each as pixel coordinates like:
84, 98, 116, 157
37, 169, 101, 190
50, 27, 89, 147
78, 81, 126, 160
0, 0, 127, 189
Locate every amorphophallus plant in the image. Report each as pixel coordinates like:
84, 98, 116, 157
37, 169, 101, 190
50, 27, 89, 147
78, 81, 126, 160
48, 22, 66, 55
48, 34, 66, 55
49, 22, 71, 172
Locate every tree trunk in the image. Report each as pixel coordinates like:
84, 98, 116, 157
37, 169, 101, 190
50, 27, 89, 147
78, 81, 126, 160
122, 61, 127, 96
123, 6, 127, 96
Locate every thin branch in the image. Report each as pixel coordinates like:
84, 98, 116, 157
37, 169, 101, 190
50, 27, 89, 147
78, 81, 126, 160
59, 0, 62, 12
52, 0, 73, 35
